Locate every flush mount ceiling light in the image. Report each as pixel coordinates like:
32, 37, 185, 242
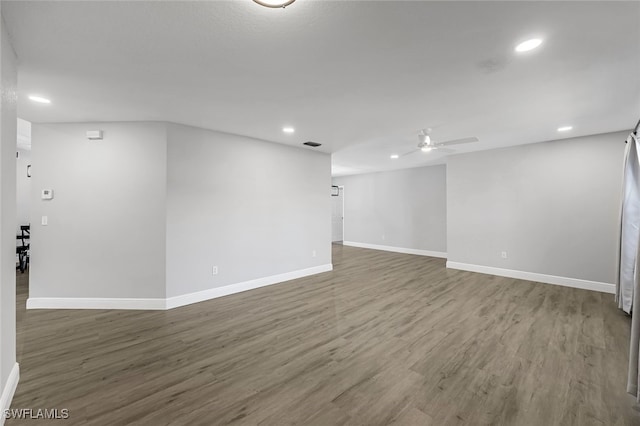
253, 0, 296, 8
515, 38, 543, 52
557, 126, 573, 132
28, 95, 51, 104
282, 127, 295, 134
390, 154, 399, 159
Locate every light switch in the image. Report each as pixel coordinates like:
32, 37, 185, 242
41, 216, 48, 226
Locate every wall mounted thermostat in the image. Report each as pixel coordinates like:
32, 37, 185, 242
41, 189, 54, 200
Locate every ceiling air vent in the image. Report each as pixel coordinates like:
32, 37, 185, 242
303, 141, 322, 147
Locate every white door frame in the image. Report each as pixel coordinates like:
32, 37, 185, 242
331, 185, 345, 243
339, 185, 344, 241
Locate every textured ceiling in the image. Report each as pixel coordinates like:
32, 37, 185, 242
3, 1, 639, 175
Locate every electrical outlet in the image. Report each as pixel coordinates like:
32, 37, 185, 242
501, 251, 508, 259
312, 250, 317, 258
41, 216, 48, 226
382, 234, 385, 241
212, 266, 218, 275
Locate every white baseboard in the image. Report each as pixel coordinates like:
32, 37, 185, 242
343, 241, 447, 259
0, 363, 19, 426
26, 297, 166, 310
166, 263, 333, 309
446, 261, 616, 294
27, 264, 333, 311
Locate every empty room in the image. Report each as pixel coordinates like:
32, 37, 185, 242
0, 1, 639, 425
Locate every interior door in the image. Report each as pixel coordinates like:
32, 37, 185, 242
331, 186, 344, 242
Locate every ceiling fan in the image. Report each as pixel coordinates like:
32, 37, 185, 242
400, 128, 478, 157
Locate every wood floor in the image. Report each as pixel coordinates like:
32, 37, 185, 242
9, 244, 640, 425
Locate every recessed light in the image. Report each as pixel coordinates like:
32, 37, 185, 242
282, 127, 295, 134
557, 126, 573, 132
421, 147, 433, 152
28, 95, 51, 104
253, 0, 296, 8
390, 154, 399, 159
515, 38, 543, 53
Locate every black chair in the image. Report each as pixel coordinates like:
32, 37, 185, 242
16, 225, 30, 273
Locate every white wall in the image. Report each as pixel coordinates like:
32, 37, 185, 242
165, 123, 331, 298
27, 121, 332, 307
16, 148, 30, 227
29, 122, 168, 299
333, 165, 447, 255
0, 7, 18, 416
447, 131, 626, 286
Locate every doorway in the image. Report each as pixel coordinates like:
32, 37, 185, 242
331, 185, 344, 243
16, 118, 31, 302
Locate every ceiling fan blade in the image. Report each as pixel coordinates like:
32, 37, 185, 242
435, 147, 456, 154
437, 137, 479, 146
399, 149, 419, 157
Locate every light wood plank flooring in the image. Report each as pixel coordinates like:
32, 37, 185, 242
9, 244, 640, 425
